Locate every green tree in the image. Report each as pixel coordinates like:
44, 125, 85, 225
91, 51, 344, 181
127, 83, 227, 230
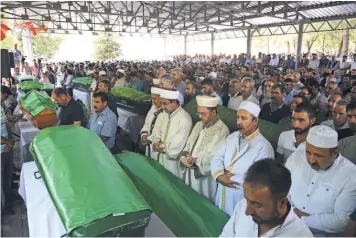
32, 34, 63, 60
93, 34, 121, 61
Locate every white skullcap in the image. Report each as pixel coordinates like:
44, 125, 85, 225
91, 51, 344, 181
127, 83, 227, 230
99, 71, 106, 76
153, 78, 160, 85
117, 69, 125, 74
151, 87, 161, 95
208, 72, 217, 79
238, 101, 261, 117
306, 125, 338, 148
160, 89, 180, 100
196, 95, 219, 107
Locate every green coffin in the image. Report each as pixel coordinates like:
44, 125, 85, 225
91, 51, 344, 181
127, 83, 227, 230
18, 74, 36, 82
115, 152, 229, 237
183, 98, 282, 149
30, 126, 151, 236
19, 90, 57, 117
73, 77, 93, 91
111, 87, 152, 115
18, 81, 43, 93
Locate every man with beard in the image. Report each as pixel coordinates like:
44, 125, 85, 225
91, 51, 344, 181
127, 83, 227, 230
278, 95, 308, 132
211, 101, 274, 216
286, 125, 356, 236
231, 77, 260, 110
140, 87, 163, 157
338, 100, 356, 163
324, 81, 338, 98
259, 84, 290, 124
220, 159, 312, 237
227, 79, 242, 110
179, 96, 229, 202
184, 81, 199, 104
277, 102, 316, 164
51, 88, 84, 126
321, 100, 349, 131
152, 89, 192, 178
87, 92, 117, 151
201, 78, 223, 106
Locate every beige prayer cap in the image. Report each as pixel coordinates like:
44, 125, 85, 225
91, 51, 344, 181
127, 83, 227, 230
306, 125, 338, 148
238, 101, 261, 117
197, 96, 219, 107
160, 89, 180, 100
151, 87, 161, 95
152, 78, 160, 85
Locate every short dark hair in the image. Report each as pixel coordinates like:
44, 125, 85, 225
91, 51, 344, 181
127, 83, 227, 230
99, 79, 111, 90
347, 100, 356, 112
207, 107, 218, 114
294, 101, 317, 119
284, 78, 294, 83
201, 78, 214, 86
1, 86, 12, 95
299, 86, 312, 95
52, 87, 68, 97
293, 94, 308, 103
307, 80, 319, 89
130, 71, 138, 77
244, 159, 291, 200
271, 84, 285, 94
187, 81, 198, 90
93, 91, 109, 103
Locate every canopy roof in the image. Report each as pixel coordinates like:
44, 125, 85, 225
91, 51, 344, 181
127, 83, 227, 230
1, 1, 356, 35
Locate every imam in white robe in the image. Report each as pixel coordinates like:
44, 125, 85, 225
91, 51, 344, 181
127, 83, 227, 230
140, 105, 163, 157
220, 199, 313, 237
179, 119, 230, 202
152, 106, 192, 178
210, 129, 274, 216
286, 150, 356, 236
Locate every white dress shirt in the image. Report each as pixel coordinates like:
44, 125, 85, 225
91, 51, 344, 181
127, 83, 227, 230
308, 60, 320, 69
286, 151, 356, 236
277, 130, 306, 163
339, 61, 350, 70
350, 61, 356, 70
269, 58, 279, 67
227, 92, 241, 111
220, 199, 313, 237
231, 94, 260, 111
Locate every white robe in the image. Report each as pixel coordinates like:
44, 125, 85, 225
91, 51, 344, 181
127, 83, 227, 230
179, 119, 230, 202
210, 129, 274, 216
152, 106, 192, 178
140, 105, 163, 157
286, 151, 356, 236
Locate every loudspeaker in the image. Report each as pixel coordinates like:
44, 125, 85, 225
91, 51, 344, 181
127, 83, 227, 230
8, 52, 15, 68
1, 49, 11, 78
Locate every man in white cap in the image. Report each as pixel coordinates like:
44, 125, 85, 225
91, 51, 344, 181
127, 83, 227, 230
179, 96, 229, 201
140, 87, 163, 157
286, 125, 356, 236
210, 101, 274, 216
114, 68, 126, 88
152, 89, 192, 178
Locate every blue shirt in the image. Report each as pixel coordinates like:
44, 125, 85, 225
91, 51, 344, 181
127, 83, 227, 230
284, 91, 294, 105
210, 92, 223, 106
87, 107, 117, 149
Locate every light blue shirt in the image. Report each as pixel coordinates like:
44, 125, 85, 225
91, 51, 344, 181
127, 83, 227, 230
87, 107, 117, 149
209, 92, 223, 106
284, 91, 294, 105
1, 105, 8, 153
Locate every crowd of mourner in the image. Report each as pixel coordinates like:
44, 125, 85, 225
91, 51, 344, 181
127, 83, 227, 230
1, 51, 356, 237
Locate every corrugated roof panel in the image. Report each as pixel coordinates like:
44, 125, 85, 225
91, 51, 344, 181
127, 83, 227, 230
246, 16, 290, 25
299, 3, 356, 18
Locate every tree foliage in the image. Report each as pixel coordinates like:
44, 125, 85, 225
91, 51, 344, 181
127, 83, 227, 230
93, 34, 121, 61
32, 34, 63, 60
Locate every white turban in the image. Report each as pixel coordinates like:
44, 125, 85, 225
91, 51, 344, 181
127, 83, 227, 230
238, 101, 261, 117
306, 125, 338, 148
151, 87, 161, 95
197, 96, 219, 107
160, 89, 180, 100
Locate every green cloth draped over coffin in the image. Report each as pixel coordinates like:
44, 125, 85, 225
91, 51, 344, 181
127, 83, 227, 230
115, 152, 230, 237
183, 98, 282, 149
18, 81, 43, 93
111, 87, 152, 115
29, 126, 151, 236
72, 77, 93, 91
19, 90, 57, 117
18, 74, 36, 82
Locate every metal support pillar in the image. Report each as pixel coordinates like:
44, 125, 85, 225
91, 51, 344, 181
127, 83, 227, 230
211, 32, 214, 57
295, 21, 304, 69
22, 28, 34, 66
184, 35, 187, 56
247, 28, 252, 55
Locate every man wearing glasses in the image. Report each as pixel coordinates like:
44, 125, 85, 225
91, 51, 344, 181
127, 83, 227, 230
179, 96, 229, 202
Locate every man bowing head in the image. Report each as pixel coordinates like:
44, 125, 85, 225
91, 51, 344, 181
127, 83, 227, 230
179, 96, 229, 202
211, 101, 274, 216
